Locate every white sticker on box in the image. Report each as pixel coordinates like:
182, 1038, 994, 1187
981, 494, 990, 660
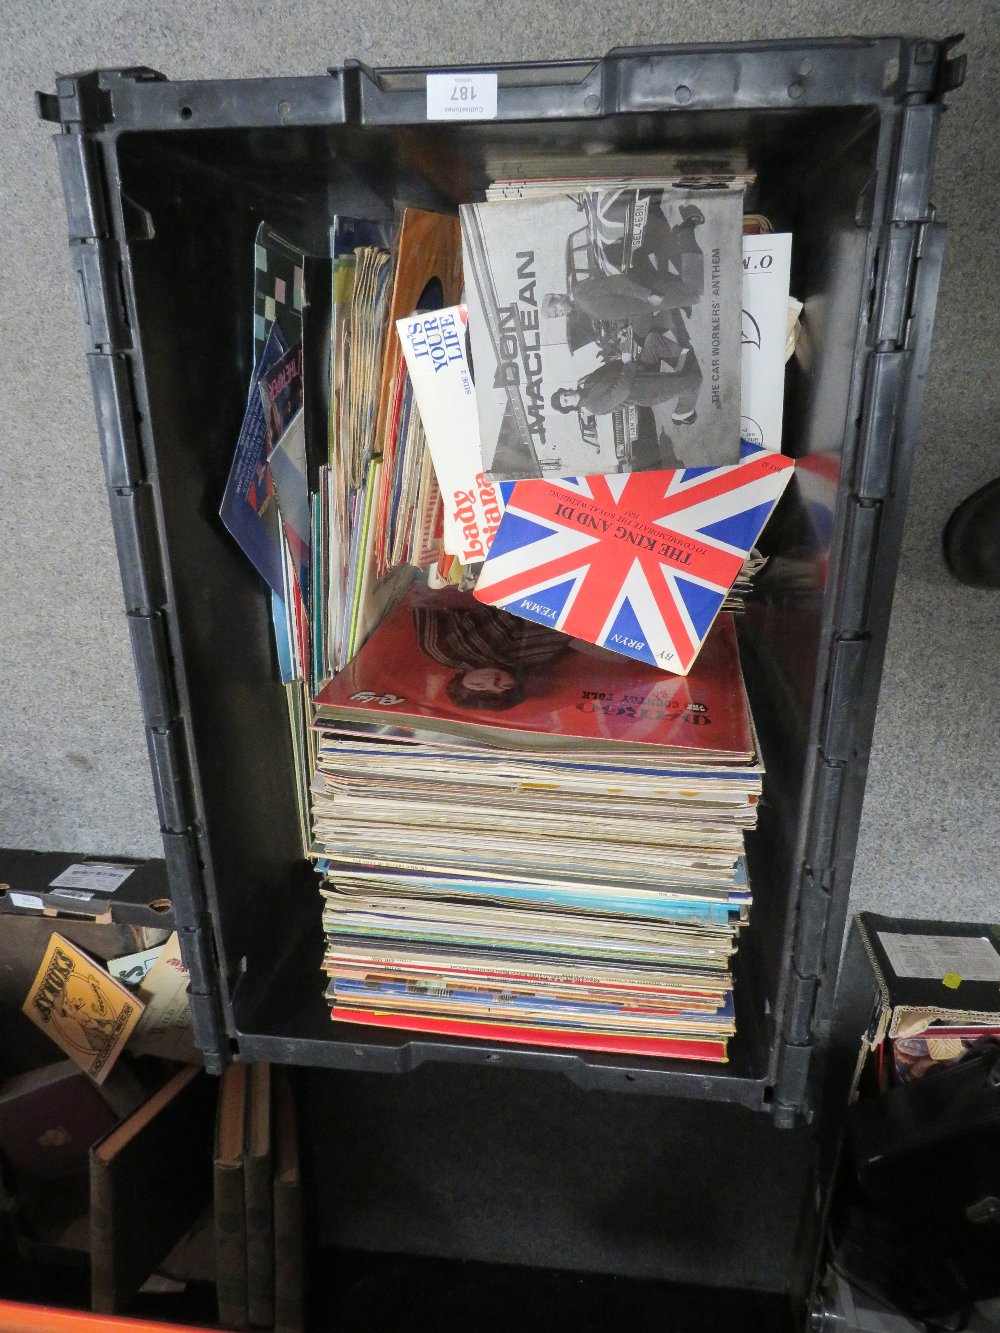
50, 888, 96, 903
426, 72, 497, 121
877, 931, 1000, 983
9, 893, 44, 911
49, 862, 136, 894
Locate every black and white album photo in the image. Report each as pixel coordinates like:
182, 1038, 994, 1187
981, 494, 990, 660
461, 186, 743, 480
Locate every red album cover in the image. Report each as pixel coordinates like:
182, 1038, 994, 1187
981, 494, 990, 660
314, 584, 755, 757
332, 1007, 727, 1061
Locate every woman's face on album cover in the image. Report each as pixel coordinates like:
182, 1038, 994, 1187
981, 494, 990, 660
461, 667, 517, 694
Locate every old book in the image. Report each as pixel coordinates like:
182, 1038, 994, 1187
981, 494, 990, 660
0, 1059, 144, 1180
89, 1064, 214, 1313
273, 1068, 304, 1333
461, 186, 744, 479
245, 1063, 275, 1329
214, 1061, 249, 1329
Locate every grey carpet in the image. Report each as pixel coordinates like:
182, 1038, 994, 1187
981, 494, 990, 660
1, 2, 997, 924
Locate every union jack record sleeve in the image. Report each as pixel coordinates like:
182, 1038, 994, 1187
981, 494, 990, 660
474, 444, 794, 674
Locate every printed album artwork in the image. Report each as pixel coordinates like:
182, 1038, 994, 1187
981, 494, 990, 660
398, 304, 505, 565
253, 223, 305, 371
220, 321, 289, 597
259, 342, 303, 446
474, 443, 795, 675
22, 934, 144, 1084
461, 187, 744, 481
314, 583, 756, 758
219, 181, 801, 1065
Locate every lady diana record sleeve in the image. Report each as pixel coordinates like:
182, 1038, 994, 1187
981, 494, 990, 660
460, 186, 744, 481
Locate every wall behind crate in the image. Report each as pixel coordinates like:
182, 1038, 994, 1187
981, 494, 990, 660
1, 2, 997, 921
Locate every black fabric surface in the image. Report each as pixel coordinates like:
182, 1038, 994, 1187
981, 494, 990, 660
301, 1062, 815, 1288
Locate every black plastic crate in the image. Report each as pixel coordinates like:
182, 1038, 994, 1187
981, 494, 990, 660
39, 36, 963, 1120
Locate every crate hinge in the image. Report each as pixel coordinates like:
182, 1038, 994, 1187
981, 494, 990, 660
55, 127, 148, 495
873, 223, 922, 351
187, 992, 226, 1070
792, 867, 833, 981
126, 612, 176, 730
88, 354, 144, 489
855, 349, 907, 503
805, 759, 846, 872
773, 863, 835, 1123
889, 104, 941, 224
70, 237, 131, 355
836, 500, 879, 635
107, 486, 166, 614
145, 723, 193, 834
177, 920, 218, 997
161, 829, 209, 931
860, 215, 928, 500
873, 212, 935, 352
785, 973, 819, 1047
182, 917, 228, 1063
160, 829, 230, 1062
54, 132, 108, 240
820, 636, 868, 764
773, 1044, 813, 1128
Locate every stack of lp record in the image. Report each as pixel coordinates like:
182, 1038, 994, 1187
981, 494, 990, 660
311, 583, 763, 1062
